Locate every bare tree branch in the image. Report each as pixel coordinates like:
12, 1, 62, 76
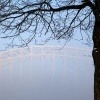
0, 0, 95, 47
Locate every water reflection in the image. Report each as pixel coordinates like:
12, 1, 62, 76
0, 56, 94, 100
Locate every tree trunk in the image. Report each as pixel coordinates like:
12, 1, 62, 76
92, 20, 100, 100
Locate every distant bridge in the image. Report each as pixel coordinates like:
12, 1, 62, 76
0, 46, 93, 80
0, 45, 93, 71
0, 46, 92, 61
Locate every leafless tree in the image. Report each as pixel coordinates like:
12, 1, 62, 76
0, 0, 100, 100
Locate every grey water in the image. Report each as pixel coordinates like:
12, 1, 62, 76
0, 56, 94, 100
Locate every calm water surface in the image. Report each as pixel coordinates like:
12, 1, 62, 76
0, 56, 94, 100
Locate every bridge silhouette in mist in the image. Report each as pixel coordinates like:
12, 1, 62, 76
0, 46, 93, 80
0, 46, 92, 60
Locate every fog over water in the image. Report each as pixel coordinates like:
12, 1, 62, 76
0, 48, 94, 100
